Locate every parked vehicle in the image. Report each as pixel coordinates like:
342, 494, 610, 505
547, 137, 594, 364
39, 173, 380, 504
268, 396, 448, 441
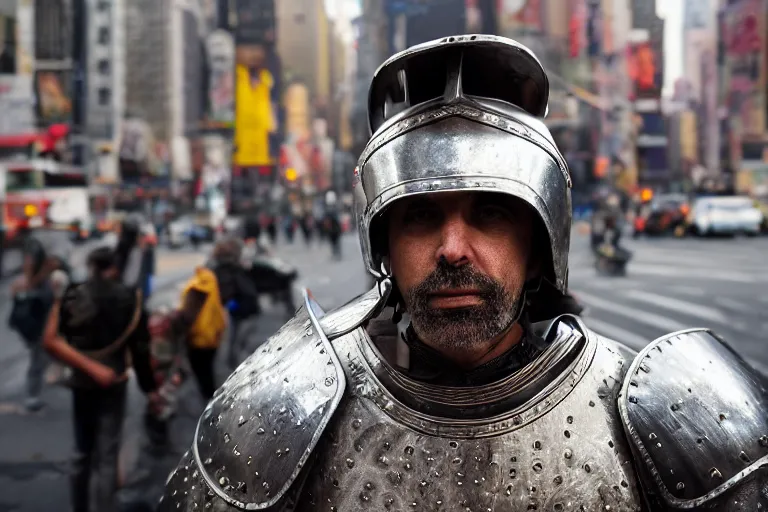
633, 194, 689, 237
688, 196, 763, 237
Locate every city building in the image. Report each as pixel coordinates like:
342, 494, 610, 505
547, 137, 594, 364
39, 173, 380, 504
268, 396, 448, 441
85, 0, 125, 182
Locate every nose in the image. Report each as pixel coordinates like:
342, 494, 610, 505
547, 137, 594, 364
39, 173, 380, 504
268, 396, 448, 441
435, 212, 472, 266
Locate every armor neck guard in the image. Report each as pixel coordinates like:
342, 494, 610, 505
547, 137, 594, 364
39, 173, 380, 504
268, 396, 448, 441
345, 314, 592, 431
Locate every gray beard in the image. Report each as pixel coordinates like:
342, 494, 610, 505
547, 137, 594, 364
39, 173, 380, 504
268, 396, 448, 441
408, 291, 524, 351
403, 260, 524, 351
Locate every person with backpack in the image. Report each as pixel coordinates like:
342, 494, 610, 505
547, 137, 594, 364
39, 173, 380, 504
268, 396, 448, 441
8, 236, 71, 411
43, 247, 158, 512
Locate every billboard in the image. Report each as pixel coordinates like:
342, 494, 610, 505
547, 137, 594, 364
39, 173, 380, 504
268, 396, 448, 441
205, 30, 235, 126
722, 0, 765, 137
35, 70, 72, 124
233, 44, 275, 168
628, 40, 661, 99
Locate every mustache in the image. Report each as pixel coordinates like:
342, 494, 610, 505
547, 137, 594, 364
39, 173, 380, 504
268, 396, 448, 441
407, 259, 503, 305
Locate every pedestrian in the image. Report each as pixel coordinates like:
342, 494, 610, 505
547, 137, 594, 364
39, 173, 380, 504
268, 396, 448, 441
301, 213, 314, 245
8, 238, 54, 411
115, 215, 154, 304
44, 247, 158, 512
207, 237, 260, 369
171, 259, 228, 400
324, 210, 342, 260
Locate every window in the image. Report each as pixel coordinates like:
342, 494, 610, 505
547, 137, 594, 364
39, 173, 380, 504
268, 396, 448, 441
98, 26, 110, 45
98, 59, 110, 74
98, 87, 111, 105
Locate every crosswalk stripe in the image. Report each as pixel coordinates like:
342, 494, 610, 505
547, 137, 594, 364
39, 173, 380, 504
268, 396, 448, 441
575, 290, 689, 332
582, 317, 649, 351
627, 263, 757, 283
620, 289, 728, 324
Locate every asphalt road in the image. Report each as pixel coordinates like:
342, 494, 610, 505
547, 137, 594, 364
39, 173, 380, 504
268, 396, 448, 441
568, 232, 768, 374
0, 230, 764, 511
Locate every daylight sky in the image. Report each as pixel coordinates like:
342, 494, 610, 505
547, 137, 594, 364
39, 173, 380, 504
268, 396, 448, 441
658, 0, 683, 96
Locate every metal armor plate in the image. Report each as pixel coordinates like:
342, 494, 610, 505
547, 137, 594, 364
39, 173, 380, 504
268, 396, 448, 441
618, 329, 768, 509
294, 317, 646, 511
190, 293, 346, 510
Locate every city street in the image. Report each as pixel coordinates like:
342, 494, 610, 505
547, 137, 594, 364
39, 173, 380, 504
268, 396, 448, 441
0, 230, 765, 511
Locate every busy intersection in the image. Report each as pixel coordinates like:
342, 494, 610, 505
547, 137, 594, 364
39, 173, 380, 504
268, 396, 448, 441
0, 230, 765, 511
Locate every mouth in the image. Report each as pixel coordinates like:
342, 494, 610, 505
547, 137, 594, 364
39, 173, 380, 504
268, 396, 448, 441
428, 289, 483, 308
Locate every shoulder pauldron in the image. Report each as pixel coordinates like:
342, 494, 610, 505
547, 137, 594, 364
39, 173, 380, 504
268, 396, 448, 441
619, 328, 768, 510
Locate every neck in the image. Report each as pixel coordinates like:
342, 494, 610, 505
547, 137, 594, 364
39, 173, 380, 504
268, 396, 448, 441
422, 322, 525, 370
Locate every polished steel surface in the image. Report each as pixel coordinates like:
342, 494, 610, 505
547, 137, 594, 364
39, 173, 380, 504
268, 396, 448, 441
189, 291, 347, 510
294, 320, 644, 511
318, 278, 392, 339
355, 107, 571, 291
618, 328, 768, 510
367, 34, 550, 133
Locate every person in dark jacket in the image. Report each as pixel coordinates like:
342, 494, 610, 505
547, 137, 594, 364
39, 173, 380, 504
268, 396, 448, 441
44, 247, 158, 512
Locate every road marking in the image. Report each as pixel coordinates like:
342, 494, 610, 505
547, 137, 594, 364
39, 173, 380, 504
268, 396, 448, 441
714, 296, 753, 312
582, 317, 648, 351
628, 264, 757, 283
671, 285, 707, 297
621, 289, 729, 324
576, 290, 689, 332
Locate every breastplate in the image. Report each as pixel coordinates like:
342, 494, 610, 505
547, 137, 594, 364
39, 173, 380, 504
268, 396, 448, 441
296, 320, 645, 512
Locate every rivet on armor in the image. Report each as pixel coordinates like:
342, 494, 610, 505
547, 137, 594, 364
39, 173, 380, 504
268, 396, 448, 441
378, 455, 390, 466
405, 446, 415, 456
564, 449, 573, 460
256, 428, 265, 435
739, 451, 751, 464
204, 458, 213, 465
449, 441, 459, 449
452, 457, 462, 465
359, 492, 371, 503
608, 440, 615, 448
670, 402, 682, 412
589, 401, 596, 407
639, 364, 650, 373
332, 479, 339, 488
509, 469, 517, 478
513, 415, 523, 425
628, 396, 638, 404
759, 435, 768, 447
325, 377, 335, 387
532, 461, 543, 473
566, 416, 574, 424
387, 471, 402, 485
351, 419, 362, 430
656, 443, 662, 448
554, 475, 563, 485
404, 462, 413, 471
237, 481, 247, 493
649, 433, 657, 440
719, 413, 727, 421
346, 458, 355, 469
584, 463, 592, 473
710, 467, 723, 479
564, 430, 571, 439
237, 415, 247, 427
218, 476, 229, 486
629, 381, 638, 387
233, 445, 240, 456
223, 433, 231, 443
676, 482, 685, 491
554, 504, 564, 511
510, 456, 517, 462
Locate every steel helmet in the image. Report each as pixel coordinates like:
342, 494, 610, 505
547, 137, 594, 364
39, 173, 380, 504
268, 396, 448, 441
354, 35, 572, 292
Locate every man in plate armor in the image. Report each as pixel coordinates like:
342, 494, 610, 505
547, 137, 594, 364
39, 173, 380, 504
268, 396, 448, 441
160, 36, 768, 511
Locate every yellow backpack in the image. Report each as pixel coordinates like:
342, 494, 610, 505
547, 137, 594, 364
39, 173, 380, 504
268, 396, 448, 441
181, 267, 227, 350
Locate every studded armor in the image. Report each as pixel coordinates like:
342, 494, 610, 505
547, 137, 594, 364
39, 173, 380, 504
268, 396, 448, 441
159, 290, 768, 511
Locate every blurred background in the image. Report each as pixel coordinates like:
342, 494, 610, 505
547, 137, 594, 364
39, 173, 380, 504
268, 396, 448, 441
0, 0, 767, 510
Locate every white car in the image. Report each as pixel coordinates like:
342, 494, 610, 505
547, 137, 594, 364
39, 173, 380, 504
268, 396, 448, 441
690, 196, 763, 236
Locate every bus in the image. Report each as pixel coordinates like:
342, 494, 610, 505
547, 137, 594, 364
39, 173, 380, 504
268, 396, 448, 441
2, 159, 93, 242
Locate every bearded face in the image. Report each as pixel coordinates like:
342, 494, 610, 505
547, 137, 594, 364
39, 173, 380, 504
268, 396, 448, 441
387, 192, 534, 354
